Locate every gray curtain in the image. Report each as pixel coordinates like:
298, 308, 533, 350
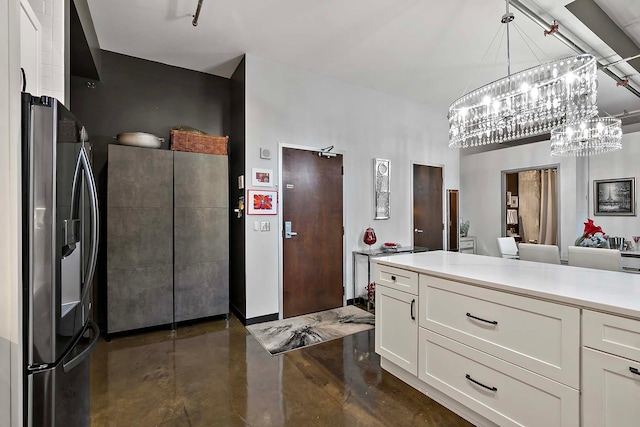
538, 169, 557, 245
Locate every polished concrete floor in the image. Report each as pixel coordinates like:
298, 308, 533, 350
90, 314, 472, 426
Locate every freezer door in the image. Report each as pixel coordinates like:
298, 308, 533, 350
28, 320, 99, 427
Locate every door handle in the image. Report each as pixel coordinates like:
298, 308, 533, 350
414, 228, 424, 233
284, 221, 297, 239
69, 143, 99, 309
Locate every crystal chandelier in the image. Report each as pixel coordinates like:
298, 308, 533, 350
448, 1, 599, 149
550, 117, 622, 156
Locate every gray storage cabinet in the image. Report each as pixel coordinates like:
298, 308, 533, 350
173, 151, 229, 322
107, 145, 229, 333
107, 144, 174, 333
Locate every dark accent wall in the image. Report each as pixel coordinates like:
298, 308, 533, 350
70, 50, 231, 330
229, 56, 247, 322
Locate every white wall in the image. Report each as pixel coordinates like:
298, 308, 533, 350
244, 54, 459, 319
588, 131, 640, 240
1, 0, 24, 425
27, 0, 64, 103
460, 130, 640, 259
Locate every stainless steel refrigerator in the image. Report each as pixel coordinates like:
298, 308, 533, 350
22, 93, 100, 426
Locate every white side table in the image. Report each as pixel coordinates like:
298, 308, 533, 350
459, 236, 476, 254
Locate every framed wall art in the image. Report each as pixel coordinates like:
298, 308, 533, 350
594, 177, 636, 216
247, 189, 278, 215
251, 168, 273, 187
374, 158, 390, 220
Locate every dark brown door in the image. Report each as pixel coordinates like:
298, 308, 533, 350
413, 164, 443, 250
447, 189, 459, 251
282, 148, 343, 318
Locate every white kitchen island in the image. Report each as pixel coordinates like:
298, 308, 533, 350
372, 251, 640, 427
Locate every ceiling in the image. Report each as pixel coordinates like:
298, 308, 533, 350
87, 0, 640, 124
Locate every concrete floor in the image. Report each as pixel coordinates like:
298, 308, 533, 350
90, 314, 472, 426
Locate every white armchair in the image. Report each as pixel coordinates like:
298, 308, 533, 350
567, 246, 621, 271
518, 243, 561, 265
496, 237, 519, 259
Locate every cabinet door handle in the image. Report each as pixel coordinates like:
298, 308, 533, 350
630, 367, 640, 376
410, 299, 415, 320
466, 312, 498, 325
391, 275, 396, 281
466, 374, 497, 392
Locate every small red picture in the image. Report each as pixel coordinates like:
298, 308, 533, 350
253, 193, 272, 210
247, 189, 278, 215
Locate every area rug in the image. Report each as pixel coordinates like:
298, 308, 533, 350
246, 305, 375, 355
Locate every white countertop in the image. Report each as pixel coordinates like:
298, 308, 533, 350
373, 251, 640, 320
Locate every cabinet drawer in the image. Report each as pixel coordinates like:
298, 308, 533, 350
375, 264, 418, 295
459, 240, 474, 250
621, 256, 640, 273
418, 329, 579, 427
582, 347, 640, 427
583, 310, 640, 363
419, 276, 580, 388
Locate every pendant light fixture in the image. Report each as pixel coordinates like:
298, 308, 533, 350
550, 117, 622, 156
448, 0, 598, 149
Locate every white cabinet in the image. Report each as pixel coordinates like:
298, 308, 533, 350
582, 347, 640, 427
19, 0, 41, 95
419, 329, 579, 427
420, 276, 580, 388
375, 265, 418, 375
459, 236, 476, 254
582, 310, 640, 427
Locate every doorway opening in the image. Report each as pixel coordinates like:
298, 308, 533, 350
502, 166, 559, 246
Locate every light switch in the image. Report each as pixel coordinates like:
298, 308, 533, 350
260, 221, 270, 232
254, 221, 260, 231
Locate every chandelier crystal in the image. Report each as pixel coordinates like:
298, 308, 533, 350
448, 54, 599, 148
550, 117, 622, 156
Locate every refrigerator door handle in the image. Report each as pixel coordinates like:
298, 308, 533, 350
68, 145, 99, 304
62, 320, 99, 373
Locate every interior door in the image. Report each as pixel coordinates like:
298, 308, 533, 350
282, 148, 343, 318
447, 189, 459, 251
413, 164, 443, 250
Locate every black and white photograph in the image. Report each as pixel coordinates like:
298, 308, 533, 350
594, 178, 636, 216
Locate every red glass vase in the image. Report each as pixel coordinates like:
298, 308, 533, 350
363, 227, 377, 249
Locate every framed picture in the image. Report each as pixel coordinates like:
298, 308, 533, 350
247, 189, 278, 215
594, 177, 636, 216
510, 195, 518, 208
251, 168, 273, 187
374, 158, 390, 220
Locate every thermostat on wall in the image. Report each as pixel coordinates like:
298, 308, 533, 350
260, 147, 271, 159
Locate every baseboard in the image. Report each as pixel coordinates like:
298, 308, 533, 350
239, 312, 279, 326
380, 358, 497, 427
230, 304, 247, 324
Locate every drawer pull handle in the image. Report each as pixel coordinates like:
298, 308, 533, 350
631, 367, 640, 376
466, 313, 498, 325
466, 374, 497, 392
410, 299, 416, 320
391, 275, 397, 281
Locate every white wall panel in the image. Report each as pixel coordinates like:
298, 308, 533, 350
244, 54, 459, 319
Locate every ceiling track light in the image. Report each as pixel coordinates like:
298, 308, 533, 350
192, 0, 204, 27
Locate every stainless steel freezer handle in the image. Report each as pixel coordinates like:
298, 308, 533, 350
69, 145, 99, 303
62, 320, 99, 373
